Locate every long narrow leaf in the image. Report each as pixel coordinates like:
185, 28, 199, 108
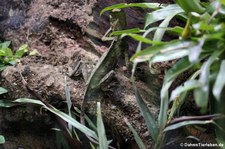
170, 80, 201, 101
64, 77, 72, 131
151, 49, 189, 63
122, 34, 163, 45
153, 9, 183, 41
194, 49, 225, 108
100, 3, 164, 15
131, 40, 195, 63
110, 28, 145, 36
0, 99, 20, 107
14, 98, 98, 140
97, 102, 108, 149
164, 57, 193, 82
158, 80, 173, 127
188, 38, 205, 63
133, 85, 159, 142
164, 120, 213, 132
74, 107, 97, 131
124, 118, 146, 149
213, 60, 225, 101
145, 4, 183, 28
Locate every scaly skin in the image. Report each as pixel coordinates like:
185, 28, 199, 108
81, 9, 127, 121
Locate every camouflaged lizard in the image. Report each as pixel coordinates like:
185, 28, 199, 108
81, 9, 127, 119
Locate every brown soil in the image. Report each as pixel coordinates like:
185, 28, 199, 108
0, 0, 166, 148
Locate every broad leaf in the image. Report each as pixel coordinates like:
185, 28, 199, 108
15, 44, 28, 58
0, 41, 10, 50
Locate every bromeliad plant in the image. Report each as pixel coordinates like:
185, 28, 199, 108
102, 0, 225, 148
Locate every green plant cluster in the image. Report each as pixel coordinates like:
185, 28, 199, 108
0, 41, 28, 71
101, 0, 225, 148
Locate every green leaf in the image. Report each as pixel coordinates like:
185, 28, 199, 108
97, 102, 108, 149
0, 66, 6, 71
122, 34, 163, 45
4, 48, 13, 57
170, 80, 201, 101
194, 49, 225, 109
74, 107, 97, 131
164, 57, 193, 82
131, 40, 196, 63
0, 135, 5, 144
15, 44, 28, 58
110, 28, 145, 36
158, 80, 173, 127
29, 49, 39, 56
124, 118, 146, 149
100, 3, 163, 15
164, 120, 213, 132
168, 26, 184, 35
188, 38, 205, 63
0, 41, 10, 49
133, 85, 159, 142
220, 0, 225, 6
64, 77, 72, 131
213, 60, 225, 101
0, 50, 6, 56
8, 60, 17, 65
14, 98, 98, 140
145, 4, 184, 28
151, 49, 189, 63
175, 0, 205, 14
0, 87, 8, 95
153, 8, 183, 41
0, 100, 19, 107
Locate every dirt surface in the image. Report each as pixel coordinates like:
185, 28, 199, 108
0, 0, 166, 148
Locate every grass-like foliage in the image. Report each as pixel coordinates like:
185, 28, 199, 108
103, 0, 225, 148
0, 84, 110, 149
0, 41, 28, 144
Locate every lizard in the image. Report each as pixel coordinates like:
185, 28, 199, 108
81, 8, 127, 124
